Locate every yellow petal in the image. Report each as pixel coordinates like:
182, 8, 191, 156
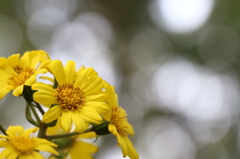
82, 76, 103, 95
105, 83, 118, 106
12, 85, 24, 96
7, 54, 20, 68
0, 147, 18, 159
74, 68, 95, 88
119, 136, 128, 158
38, 50, 51, 62
37, 60, 50, 69
34, 138, 58, 147
81, 107, 102, 124
19, 154, 35, 159
0, 57, 8, 67
127, 125, 135, 136
108, 123, 118, 136
78, 131, 97, 139
60, 111, 72, 132
85, 94, 109, 102
0, 88, 10, 100
33, 91, 57, 105
70, 141, 98, 159
125, 137, 139, 159
50, 60, 66, 85
32, 82, 56, 94
34, 144, 58, 155
24, 75, 36, 86
69, 148, 83, 159
19, 51, 30, 67
102, 110, 112, 122
0, 60, 16, 75
28, 50, 46, 68
78, 142, 98, 153
31, 151, 45, 159
0, 140, 9, 147
43, 106, 62, 123
34, 68, 48, 75
6, 126, 24, 137
71, 112, 86, 133
65, 60, 76, 83
84, 101, 109, 114
0, 135, 8, 140
76, 65, 85, 73
24, 127, 38, 137
5, 84, 15, 90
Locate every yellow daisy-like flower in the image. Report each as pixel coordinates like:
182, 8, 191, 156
32, 60, 109, 133
47, 120, 98, 159
0, 126, 58, 159
0, 50, 50, 100
67, 132, 98, 159
103, 83, 139, 159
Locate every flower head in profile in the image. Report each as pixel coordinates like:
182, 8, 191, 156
0, 50, 50, 100
0, 126, 58, 159
32, 60, 109, 133
103, 83, 139, 159
47, 120, 98, 159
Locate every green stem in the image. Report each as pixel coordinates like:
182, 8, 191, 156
0, 124, 7, 135
46, 127, 95, 140
37, 122, 47, 138
84, 127, 94, 133
46, 132, 80, 140
34, 102, 45, 115
28, 102, 41, 124
25, 103, 39, 126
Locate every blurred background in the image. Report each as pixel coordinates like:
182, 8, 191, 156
1, 0, 240, 158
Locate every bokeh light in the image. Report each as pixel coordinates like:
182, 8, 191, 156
152, 56, 240, 122
49, 12, 117, 86
144, 117, 196, 159
149, 0, 215, 33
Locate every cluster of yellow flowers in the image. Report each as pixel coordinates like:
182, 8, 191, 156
0, 51, 139, 159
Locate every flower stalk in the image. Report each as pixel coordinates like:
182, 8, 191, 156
25, 103, 39, 126
0, 124, 7, 135
46, 132, 80, 140
35, 101, 45, 115
28, 102, 41, 124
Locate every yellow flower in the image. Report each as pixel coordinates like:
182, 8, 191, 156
0, 50, 50, 100
67, 132, 98, 159
103, 83, 139, 159
0, 126, 58, 159
32, 60, 109, 133
47, 120, 98, 159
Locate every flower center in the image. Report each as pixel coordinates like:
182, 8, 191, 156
111, 107, 130, 137
56, 83, 85, 111
10, 135, 35, 154
7, 66, 35, 88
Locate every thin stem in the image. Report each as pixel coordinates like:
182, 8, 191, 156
46, 127, 95, 140
25, 103, 39, 126
0, 124, 7, 135
84, 127, 94, 133
28, 102, 41, 124
37, 122, 47, 138
46, 132, 80, 140
34, 102, 45, 115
